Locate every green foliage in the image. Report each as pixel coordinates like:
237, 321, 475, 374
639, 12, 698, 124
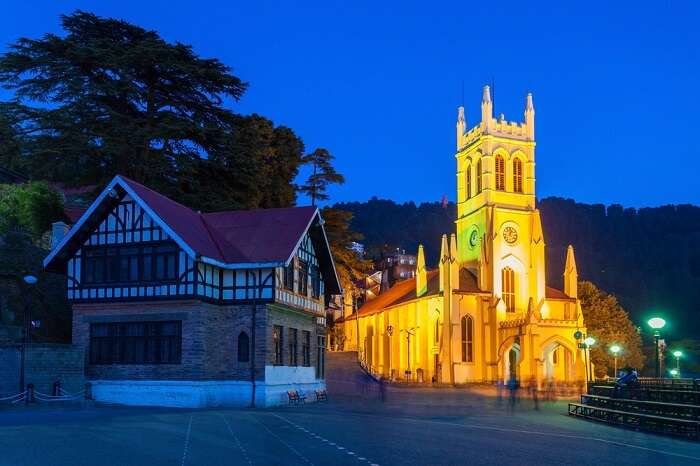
321, 207, 372, 290
578, 281, 645, 377
299, 148, 345, 206
0, 11, 306, 211
0, 181, 65, 239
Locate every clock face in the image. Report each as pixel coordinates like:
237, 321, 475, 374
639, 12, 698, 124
469, 229, 479, 248
503, 226, 518, 245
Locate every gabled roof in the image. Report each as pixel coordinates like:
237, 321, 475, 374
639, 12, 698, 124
344, 268, 482, 320
43, 175, 340, 294
545, 286, 574, 301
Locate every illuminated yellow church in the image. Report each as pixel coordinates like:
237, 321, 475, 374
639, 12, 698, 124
342, 86, 588, 386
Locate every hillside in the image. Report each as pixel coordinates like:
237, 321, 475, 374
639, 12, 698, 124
333, 197, 700, 339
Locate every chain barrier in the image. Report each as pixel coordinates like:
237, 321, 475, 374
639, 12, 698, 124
0, 391, 27, 404
34, 389, 85, 402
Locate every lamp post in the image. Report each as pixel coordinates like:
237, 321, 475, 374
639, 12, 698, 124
672, 350, 682, 376
647, 317, 666, 378
610, 344, 621, 378
584, 336, 596, 382
18, 274, 37, 394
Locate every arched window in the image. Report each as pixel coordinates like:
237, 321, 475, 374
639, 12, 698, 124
495, 154, 505, 190
513, 158, 523, 193
461, 315, 473, 362
502, 267, 515, 312
476, 159, 483, 193
465, 164, 472, 200
238, 331, 250, 363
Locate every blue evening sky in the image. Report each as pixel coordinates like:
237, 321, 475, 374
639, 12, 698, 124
2, 1, 699, 207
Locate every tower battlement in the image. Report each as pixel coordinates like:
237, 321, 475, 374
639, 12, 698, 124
456, 86, 535, 150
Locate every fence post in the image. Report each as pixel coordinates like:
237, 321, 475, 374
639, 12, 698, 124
26, 383, 34, 405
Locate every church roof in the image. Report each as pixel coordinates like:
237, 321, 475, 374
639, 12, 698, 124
545, 286, 574, 300
344, 268, 482, 320
43, 175, 341, 294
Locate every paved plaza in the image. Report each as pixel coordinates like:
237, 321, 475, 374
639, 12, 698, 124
0, 390, 698, 466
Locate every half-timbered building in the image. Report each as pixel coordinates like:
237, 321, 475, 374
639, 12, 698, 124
44, 175, 340, 407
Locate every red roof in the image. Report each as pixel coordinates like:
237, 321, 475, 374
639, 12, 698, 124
64, 207, 86, 223
545, 286, 573, 300
345, 268, 482, 320
119, 176, 318, 266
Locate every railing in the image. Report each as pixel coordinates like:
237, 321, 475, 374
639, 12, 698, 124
589, 385, 700, 406
582, 394, 700, 420
568, 402, 699, 439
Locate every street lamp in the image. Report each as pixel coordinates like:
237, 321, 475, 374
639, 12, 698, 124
584, 336, 596, 383
610, 344, 621, 378
647, 317, 666, 378
670, 368, 679, 378
19, 274, 37, 394
672, 350, 682, 376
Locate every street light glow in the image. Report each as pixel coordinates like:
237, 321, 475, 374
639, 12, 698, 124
670, 369, 679, 376
647, 317, 666, 330
610, 344, 621, 354
23, 275, 37, 285
673, 350, 683, 358
584, 336, 596, 346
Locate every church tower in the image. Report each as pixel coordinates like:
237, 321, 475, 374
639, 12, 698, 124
455, 86, 546, 313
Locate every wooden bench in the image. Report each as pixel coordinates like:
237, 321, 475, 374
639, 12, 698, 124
315, 389, 328, 402
287, 390, 301, 405
582, 394, 700, 420
568, 402, 700, 439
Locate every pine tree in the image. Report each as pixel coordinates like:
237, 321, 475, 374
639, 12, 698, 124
321, 207, 372, 290
299, 148, 345, 206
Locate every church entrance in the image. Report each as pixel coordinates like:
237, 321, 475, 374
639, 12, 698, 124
543, 341, 573, 382
504, 343, 521, 382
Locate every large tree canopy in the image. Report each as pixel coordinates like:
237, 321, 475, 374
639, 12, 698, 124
578, 281, 645, 377
0, 11, 305, 211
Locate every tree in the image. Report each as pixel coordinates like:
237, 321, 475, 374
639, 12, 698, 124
0, 11, 245, 192
321, 207, 372, 290
299, 148, 345, 206
578, 281, 645, 377
0, 181, 65, 240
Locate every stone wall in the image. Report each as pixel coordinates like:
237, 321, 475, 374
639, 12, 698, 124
25, 344, 85, 394
0, 345, 20, 395
73, 300, 269, 382
0, 343, 85, 396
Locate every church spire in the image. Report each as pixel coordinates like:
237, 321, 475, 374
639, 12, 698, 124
563, 245, 578, 298
416, 244, 427, 297
524, 92, 535, 140
481, 85, 493, 132
456, 106, 466, 150
439, 234, 449, 292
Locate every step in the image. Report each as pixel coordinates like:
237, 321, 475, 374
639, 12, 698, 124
568, 402, 699, 439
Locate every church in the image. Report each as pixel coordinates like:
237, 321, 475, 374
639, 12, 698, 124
341, 86, 588, 387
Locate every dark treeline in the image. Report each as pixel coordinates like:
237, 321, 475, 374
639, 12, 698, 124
333, 197, 700, 339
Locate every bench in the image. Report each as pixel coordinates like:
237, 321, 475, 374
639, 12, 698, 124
287, 390, 303, 405
315, 389, 328, 402
568, 402, 700, 439
581, 394, 700, 421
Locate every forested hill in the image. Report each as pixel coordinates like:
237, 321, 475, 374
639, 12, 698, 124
332, 197, 700, 338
